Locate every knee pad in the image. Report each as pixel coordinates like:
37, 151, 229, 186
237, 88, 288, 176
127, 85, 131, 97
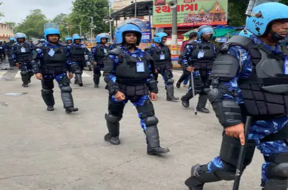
164, 69, 173, 79
75, 70, 82, 74
263, 178, 288, 190
144, 116, 159, 127
20, 71, 28, 76
61, 86, 72, 93
220, 134, 255, 167
105, 113, 122, 123
166, 78, 174, 85
41, 89, 53, 95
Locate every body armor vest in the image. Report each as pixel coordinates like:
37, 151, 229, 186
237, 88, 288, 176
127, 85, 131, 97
191, 41, 215, 70
149, 45, 171, 66
0, 45, 5, 53
42, 46, 67, 68
109, 48, 152, 96
94, 45, 109, 65
15, 43, 32, 62
70, 45, 85, 62
224, 35, 288, 117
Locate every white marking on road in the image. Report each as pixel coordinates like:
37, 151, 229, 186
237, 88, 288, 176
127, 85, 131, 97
82, 71, 91, 77
15, 71, 21, 78
0, 71, 7, 79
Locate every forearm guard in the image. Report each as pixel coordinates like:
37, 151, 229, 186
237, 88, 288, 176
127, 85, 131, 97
31, 60, 41, 74
208, 88, 242, 128
104, 76, 120, 95
147, 79, 158, 94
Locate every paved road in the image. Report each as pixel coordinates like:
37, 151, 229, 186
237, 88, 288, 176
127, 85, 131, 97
0, 60, 265, 190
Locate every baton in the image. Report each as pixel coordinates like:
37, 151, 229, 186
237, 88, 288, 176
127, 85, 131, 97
233, 116, 252, 190
190, 71, 197, 115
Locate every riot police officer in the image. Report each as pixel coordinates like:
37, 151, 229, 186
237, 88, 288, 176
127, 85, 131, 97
64, 36, 72, 46
180, 26, 216, 113
90, 33, 110, 88
185, 2, 288, 190
103, 22, 170, 155
32, 25, 79, 113
11, 33, 34, 87
145, 32, 179, 102
0, 40, 6, 62
67, 34, 90, 86
6, 37, 16, 67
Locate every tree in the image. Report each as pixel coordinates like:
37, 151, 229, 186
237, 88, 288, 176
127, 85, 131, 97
69, 0, 109, 37
4, 22, 17, 30
228, 0, 288, 26
52, 13, 70, 37
14, 9, 48, 38
0, 2, 4, 20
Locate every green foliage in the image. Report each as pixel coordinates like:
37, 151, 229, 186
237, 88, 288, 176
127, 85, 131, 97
0, 2, 4, 20
4, 22, 17, 30
52, 13, 70, 37
228, 0, 288, 26
14, 9, 48, 38
69, 0, 110, 36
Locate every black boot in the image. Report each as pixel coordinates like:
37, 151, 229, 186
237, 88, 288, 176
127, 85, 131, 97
185, 164, 221, 190
196, 94, 209, 113
104, 114, 121, 145
176, 81, 181, 88
75, 73, 83, 86
93, 75, 100, 88
28, 71, 34, 83
166, 84, 179, 102
145, 126, 170, 155
21, 71, 29, 87
181, 90, 193, 108
60, 86, 78, 113
41, 89, 55, 111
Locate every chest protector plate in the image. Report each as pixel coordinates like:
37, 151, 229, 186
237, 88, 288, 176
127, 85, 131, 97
70, 45, 85, 62
191, 41, 215, 70
15, 43, 32, 62
149, 45, 171, 66
42, 46, 67, 67
94, 46, 109, 64
223, 36, 288, 117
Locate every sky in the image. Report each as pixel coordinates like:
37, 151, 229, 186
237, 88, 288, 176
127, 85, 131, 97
1, 0, 74, 23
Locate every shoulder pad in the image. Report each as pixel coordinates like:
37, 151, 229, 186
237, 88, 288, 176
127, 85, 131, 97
144, 51, 153, 61
221, 35, 253, 52
108, 47, 122, 56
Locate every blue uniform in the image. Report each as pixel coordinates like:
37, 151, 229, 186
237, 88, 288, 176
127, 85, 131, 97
0, 43, 6, 61
91, 44, 109, 86
32, 42, 79, 110
180, 39, 216, 111
207, 36, 288, 186
104, 45, 156, 129
66, 43, 90, 70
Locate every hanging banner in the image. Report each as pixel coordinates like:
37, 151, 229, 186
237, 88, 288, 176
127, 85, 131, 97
141, 21, 152, 43
153, 0, 228, 28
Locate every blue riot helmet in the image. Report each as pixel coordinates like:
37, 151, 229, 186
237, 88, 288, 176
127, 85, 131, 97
44, 28, 60, 40
65, 36, 72, 42
115, 23, 142, 45
14, 33, 27, 41
96, 33, 108, 44
239, 29, 253, 38
9, 37, 15, 43
197, 25, 214, 39
40, 39, 45, 42
246, 2, 288, 41
72, 34, 81, 42
154, 32, 168, 43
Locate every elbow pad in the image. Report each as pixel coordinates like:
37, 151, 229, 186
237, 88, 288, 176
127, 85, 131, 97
208, 88, 242, 128
147, 80, 158, 93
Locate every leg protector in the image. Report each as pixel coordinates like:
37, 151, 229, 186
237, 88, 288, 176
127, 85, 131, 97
60, 86, 74, 108
263, 179, 288, 190
197, 93, 209, 113
20, 71, 29, 85
28, 71, 34, 83
105, 113, 122, 137
41, 89, 55, 107
166, 79, 179, 101
75, 70, 83, 85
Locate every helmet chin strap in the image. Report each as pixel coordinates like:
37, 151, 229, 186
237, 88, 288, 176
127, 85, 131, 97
270, 31, 285, 42
124, 43, 136, 50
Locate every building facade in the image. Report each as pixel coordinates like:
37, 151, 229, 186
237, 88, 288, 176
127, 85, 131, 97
0, 23, 14, 41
